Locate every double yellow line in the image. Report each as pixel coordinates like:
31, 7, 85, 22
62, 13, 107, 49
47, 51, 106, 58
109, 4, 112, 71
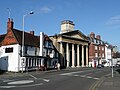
89, 73, 111, 90
89, 77, 105, 90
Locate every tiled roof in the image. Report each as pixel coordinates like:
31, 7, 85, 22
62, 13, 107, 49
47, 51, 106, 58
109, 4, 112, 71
12, 29, 40, 47
0, 34, 6, 46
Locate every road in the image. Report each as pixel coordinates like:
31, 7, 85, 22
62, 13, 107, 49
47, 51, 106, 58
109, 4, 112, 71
0, 67, 111, 90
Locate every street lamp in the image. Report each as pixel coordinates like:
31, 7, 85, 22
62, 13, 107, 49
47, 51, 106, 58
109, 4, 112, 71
22, 11, 34, 57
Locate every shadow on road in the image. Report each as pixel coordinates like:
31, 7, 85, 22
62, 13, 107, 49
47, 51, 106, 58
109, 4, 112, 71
115, 68, 120, 74
0, 70, 6, 75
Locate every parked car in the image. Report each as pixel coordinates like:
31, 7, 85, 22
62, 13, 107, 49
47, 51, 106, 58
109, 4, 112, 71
97, 64, 104, 68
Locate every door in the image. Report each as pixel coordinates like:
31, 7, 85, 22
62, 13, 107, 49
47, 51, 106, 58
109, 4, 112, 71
0, 56, 8, 71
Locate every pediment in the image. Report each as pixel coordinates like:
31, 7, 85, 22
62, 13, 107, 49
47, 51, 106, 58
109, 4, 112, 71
61, 30, 88, 41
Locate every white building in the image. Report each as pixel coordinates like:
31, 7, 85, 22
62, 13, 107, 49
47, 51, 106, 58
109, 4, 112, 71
0, 18, 58, 72
104, 43, 112, 67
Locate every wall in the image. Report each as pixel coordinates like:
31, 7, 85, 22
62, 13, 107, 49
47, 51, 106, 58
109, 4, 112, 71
0, 44, 20, 72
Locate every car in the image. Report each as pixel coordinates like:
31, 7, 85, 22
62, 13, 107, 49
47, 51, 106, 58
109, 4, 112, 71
97, 64, 104, 68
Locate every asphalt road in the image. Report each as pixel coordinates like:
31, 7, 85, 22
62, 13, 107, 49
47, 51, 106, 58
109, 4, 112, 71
0, 67, 111, 90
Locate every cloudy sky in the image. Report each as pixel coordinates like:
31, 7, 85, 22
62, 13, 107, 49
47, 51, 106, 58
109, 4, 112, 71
0, 0, 120, 50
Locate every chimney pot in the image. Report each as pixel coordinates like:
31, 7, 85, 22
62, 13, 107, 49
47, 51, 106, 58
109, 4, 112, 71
90, 32, 95, 38
7, 18, 14, 32
30, 30, 34, 35
96, 35, 101, 40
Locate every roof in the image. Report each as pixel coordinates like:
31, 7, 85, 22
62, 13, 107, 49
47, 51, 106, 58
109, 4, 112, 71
0, 34, 6, 46
12, 29, 40, 47
88, 36, 105, 46
50, 30, 89, 42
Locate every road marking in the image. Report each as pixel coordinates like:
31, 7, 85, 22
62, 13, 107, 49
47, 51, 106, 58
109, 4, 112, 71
0, 86, 16, 88
43, 79, 50, 82
86, 76, 93, 79
8, 80, 34, 85
73, 75, 79, 77
3, 79, 15, 82
60, 71, 83, 75
29, 74, 37, 79
60, 71, 100, 80
80, 75, 86, 77
0, 83, 43, 88
17, 83, 43, 88
89, 77, 105, 90
93, 78, 99, 80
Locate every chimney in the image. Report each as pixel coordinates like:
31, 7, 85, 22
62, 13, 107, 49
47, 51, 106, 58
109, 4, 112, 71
90, 32, 95, 38
30, 30, 34, 35
96, 35, 101, 40
7, 18, 14, 32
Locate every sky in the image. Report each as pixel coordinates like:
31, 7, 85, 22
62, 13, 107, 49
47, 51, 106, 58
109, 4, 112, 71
0, 0, 120, 50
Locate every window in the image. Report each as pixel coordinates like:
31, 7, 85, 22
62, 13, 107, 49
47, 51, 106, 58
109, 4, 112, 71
99, 53, 101, 57
5, 47, 13, 53
25, 47, 27, 54
102, 47, 104, 50
102, 53, 104, 57
95, 46, 97, 50
99, 47, 101, 50
95, 53, 98, 57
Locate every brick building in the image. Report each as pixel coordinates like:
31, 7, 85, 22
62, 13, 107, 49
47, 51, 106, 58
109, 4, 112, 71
88, 32, 106, 67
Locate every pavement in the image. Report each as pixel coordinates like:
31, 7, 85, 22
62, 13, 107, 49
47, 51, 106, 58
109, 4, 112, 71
91, 68, 120, 90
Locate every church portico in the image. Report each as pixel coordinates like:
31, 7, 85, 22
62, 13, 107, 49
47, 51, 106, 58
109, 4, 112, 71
50, 20, 89, 68
58, 41, 88, 68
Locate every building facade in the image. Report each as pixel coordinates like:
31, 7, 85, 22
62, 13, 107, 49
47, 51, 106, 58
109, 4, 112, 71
0, 18, 58, 72
88, 32, 106, 67
50, 20, 89, 68
104, 43, 112, 67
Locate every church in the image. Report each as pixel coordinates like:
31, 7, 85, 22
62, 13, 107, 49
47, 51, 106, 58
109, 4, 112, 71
50, 20, 89, 68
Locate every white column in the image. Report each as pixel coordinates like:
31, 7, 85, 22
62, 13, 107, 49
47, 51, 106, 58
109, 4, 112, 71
40, 32, 44, 56
72, 44, 75, 67
86, 46, 89, 67
60, 42, 63, 67
66, 43, 69, 67
28, 58, 29, 67
77, 45, 80, 67
82, 45, 84, 67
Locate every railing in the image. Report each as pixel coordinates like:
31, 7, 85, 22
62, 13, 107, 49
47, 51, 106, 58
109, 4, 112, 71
21, 56, 45, 72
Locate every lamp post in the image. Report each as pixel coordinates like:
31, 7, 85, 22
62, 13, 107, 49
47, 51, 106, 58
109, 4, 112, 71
22, 11, 34, 57
21, 11, 34, 73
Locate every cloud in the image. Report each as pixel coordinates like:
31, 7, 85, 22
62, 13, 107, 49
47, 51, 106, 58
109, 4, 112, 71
38, 7, 52, 13
106, 15, 120, 26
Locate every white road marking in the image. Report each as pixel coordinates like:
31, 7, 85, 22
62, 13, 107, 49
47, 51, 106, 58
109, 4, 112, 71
0, 86, 16, 88
60, 71, 83, 75
60, 71, 100, 80
80, 75, 86, 77
29, 74, 37, 79
93, 78, 99, 80
8, 80, 34, 85
43, 79, 50, 82
86, 76, 93, 79
0, 83, 43, 88
3, 79, 15, 82
73, 75, 79, 77
17, 83, 43, 88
